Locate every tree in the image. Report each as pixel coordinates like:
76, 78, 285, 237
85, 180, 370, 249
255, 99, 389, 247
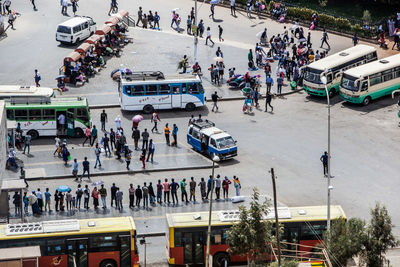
226, 188, 273, 266
363, 10, 371, 25
323, 217, 366, 267
360, 203, 399, 267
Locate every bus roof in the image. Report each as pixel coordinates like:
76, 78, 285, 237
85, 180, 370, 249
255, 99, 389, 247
0, 216, 136, 240
5, 97, 88, 109
58, 16, 92, 27
121, 74, 201, 85
344, 54, 400, 78
166, 205, 346, 228
306, 45, 376, 72
0, 86, 54, 98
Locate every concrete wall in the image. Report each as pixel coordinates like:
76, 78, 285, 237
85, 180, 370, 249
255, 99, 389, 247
0, 101, 6, 181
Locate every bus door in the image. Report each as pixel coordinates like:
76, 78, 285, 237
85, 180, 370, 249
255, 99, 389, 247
66, 109, 75, 137
183, 231, 204, 265
170, 84, 182, 108
66, 238, 88, 267
119, 235, 132, 267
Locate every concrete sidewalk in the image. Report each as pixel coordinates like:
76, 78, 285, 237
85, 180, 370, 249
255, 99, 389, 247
6, 142, 213, 180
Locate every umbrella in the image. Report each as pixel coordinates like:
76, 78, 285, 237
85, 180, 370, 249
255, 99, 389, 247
110, 68, 120, 77
256, 31, 264, 38
132, 115, 143, 123
92, 181, 104, 186
55, 74, 66, 80
172, 7, 180, 12
210, 0, 220, 4
213, 56, 224, 62
57, 185, 71, 192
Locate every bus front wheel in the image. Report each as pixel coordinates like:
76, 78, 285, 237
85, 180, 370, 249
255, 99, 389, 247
27, 130, 39, 140
213, 252, 230, 267
143, 104, 154, 114
74, 128, 84, 138
362, 96, 371, 106
328, 89, 335, 98
100, 259, 117, 267
185, 102, 196, 111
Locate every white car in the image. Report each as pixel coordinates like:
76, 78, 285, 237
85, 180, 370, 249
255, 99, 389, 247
56, 16, 96, 44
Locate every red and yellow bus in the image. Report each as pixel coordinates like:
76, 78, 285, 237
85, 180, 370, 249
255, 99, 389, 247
0, 216, 139, 267
166, 205, 346, 266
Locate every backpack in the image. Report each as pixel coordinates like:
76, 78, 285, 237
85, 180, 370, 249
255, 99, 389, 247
77, 189, 83, 197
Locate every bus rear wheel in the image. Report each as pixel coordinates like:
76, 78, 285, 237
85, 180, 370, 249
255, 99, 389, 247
213, 252, 230, 267
143, 104, 154, 114
74, 128, 84, 138
100, 259, 117, 267
27, 130, 39, 140
185, 102, 196, 111
362, 96, 371, 106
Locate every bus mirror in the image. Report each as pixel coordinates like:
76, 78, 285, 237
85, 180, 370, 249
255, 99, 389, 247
234, 140, 237, 144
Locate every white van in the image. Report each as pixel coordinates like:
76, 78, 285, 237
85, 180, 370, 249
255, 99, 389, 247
56, 16, 96, 44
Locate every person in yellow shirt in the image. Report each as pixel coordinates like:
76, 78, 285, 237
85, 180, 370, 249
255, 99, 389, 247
308, 52, 315, 62
164, 123, 170, 146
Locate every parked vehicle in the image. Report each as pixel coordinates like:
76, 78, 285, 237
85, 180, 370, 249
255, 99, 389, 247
56, 16, 96, 44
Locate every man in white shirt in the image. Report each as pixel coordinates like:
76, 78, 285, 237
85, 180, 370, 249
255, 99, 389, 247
36, 188, 43, 212
230, 0, 236, 16
58, 113, 66, 134
61, 0, 68, 15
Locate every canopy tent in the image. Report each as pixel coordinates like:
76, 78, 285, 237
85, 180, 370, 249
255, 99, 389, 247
75, 42, 93, 54
111, 10, 129, 20
64, 51, 81, 62
95, 24, 112, 35
105, 16, 120, 25
85, 34, 102, 44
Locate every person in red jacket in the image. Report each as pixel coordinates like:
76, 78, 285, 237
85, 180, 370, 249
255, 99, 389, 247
222, 176, 232, 199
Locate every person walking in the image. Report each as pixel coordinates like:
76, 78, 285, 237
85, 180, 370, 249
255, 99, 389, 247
233, 176, 241, 196
199, 177, 206, 201
148, 182, 155, 204
230, 0, 236, 16
205, 27, 215, 46
3, 0, 11, 14
146, 139, 155, 163
135, 185, 142, 207
80, 157, 90, 181
151, 111, 160, 133
218, 25, 224, 42
23, 134, 31, 155
103, 133, 111, 157
34, 69, 41, 87
20, 167, 28, 187
82, 127, 92, 147
320, 28, 330, 50
128, 184, 135, 208
320, 151, 328, 177
75, 184, 83, 209
265, 91, 273, 112
100, 110, 107, 131
83, 185, 90, 210
136, 6, 143, 27
116, 187, 123, 210
142, 183, 149, 208
110, 183, 117, 208
211, 91, 221, 112
54, 135, 61, 156
169, 179, 179, 205
36, 188, 43, 212
222, 176, 231, 199
392, 33, 399, 50
7, 10, 14, 30
72, 0, 78, 16
99, 184, 107, 209
94, 143, 101, 169
62, 145, 69, 165
90, 125, 98, 146
156, 180, 163, 204
172, 124, 178, 147
215, 175, 221, 200
44, 188, 51, 212
91, 187, 99, 210
141, 128, 149, 150
61, 0, 68, 15
180, 178, 188, 204
163, 178, 170, 203
209, 4, 215, 19
108, 0, 117, 16
189, 177, 196, 202
125, 146, 132, 170
277, 75, 283, 94
132, 127, 140, 150
110, 128, 116, 150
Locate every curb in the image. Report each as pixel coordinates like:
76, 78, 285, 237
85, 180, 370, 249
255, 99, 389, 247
89, 104, 121, 109
26, 164, 217, 181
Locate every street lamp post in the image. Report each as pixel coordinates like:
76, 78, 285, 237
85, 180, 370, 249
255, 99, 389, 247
205, 155, 220, 267
193, 0, 198, 63
321, 76, 332, 233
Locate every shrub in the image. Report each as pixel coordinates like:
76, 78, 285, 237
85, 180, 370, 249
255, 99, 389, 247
287, 7, 314, 21
268, 0, 275, 11
335, 17, 351, 30
352, 23, 363, 33
318, 13, 336, 28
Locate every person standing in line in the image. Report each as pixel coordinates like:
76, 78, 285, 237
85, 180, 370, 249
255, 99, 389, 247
90, 125, 98, 146
146, 139, 155, 163
277, 75, 283, 94
80, 157, 90, 181
142, 183, 149, 209
205, 27, 215, 46
83, 185, 90, 210
13, 192, 21, 216
265, 91, 273, 112
110, 128, 116, 150
211, 91, 221, 112
34, 69, 41, 87
44, 188, 51, 212
99, 184, 107, 209
110, 183, 117, 208
320, 151, 329, 177
36, 188, 43, 212
151, 111, 160, 133
94, 143, 102, 169
199, 177, 206, 201
59, 191, 65, 211
180, 178, 188, 204
218, 25, 224, 42
320, 28, 330, 50
91, 187, 99, 210
169, 179, 179, 205
156, 180, 163, 204
189, 177, 196, 202
222, 176, 231, 199
140, 149, 146, 169
233, 176, 241, 196
163, 178, 170, 203
29, 191, 39, 215
82, 127, 92, 147
136, 6, 143, 27
230, 0, 236, 16
66, 190, 72, 211
75, 184, 83, 209
172, 124, 178, 147
215, 175, 221, 200
23, 192, 29, 214
141, 128, 149, 150
154, 11, 160, 29
128, 184, 135, 208
100, 110, 107, 131
135, 185, 142, 207
116, 187, 123, 210
132, 127, 140, 150
54, 190, 60, 212
23, 134, 31, 155
206, 176, 213, 199
103, 133, 111, 157
148, 182, 155, 205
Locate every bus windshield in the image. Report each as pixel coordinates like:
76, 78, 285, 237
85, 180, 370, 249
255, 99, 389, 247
304, 68, 323, 84
341, 74, 359, 91
216, 136, 235, 149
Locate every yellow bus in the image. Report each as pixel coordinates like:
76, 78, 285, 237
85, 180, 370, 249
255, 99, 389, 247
0, 216, 139, 267
166, 205, 346, 266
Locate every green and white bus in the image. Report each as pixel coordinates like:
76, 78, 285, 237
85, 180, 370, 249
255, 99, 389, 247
5, 97, 91, 139
302, 45, 377, 97
340, 54, 400, 106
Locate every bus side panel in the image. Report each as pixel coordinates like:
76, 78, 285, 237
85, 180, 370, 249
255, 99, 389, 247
88, 251, 120, 266
132, 251, 139, 267
170, 246, 184, 265
181, 94, 204, 107
20, 121, 57, 136
187, 134, 202, 152
39, 255, 68, 267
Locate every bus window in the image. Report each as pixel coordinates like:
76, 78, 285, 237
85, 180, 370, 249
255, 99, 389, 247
174, 230, 182, 246
46, 239, 66, 256
146, 85, 158, 95
369, 73, 382, 86
73, 25, 81, 33
383, 70, 393, 82
43, 109, 56, 120
159, 84, 170, 95
133, 85, 144, 96
192, 129, 200, 139
124, 85, 132, 96
326, 73, 333, 83
300, 223, 326, 240
172, 86, 181, 94
29, 109, 42, 121
6, 109, 14, 120
77, 108, 89, 123
182, 83, 187, 94
210, 138, 217, 148
90, 235, 118, 252
188, 83, 200, 94
361, 81, 368, 91
15, 109, 27, 121
394, 69, 400, 78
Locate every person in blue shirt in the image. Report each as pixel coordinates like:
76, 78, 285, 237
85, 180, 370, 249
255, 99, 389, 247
169, 179, 180, 205
44, 188, 51, 212
277, 75, 284, 94
154, 12, 160, 29
172, 124, 178, 147
73, 158, 79, 180
266, 75, 274, 93
206, 176, 213, 199
90, 125, 98, 146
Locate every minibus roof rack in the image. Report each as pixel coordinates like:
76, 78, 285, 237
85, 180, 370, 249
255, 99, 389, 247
121, 71, 165, 81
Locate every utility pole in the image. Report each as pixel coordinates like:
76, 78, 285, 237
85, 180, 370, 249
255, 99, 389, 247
271, 168, 281, 267
193, 0, 198, 63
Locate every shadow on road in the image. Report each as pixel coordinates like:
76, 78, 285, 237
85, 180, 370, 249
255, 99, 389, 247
341, 94, 397, 114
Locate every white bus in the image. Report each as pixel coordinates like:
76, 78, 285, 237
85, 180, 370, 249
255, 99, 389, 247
340, 54, 400, 106
0, 86, 55, 99
118, 71, 205, 113
302, 45, 377, 97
